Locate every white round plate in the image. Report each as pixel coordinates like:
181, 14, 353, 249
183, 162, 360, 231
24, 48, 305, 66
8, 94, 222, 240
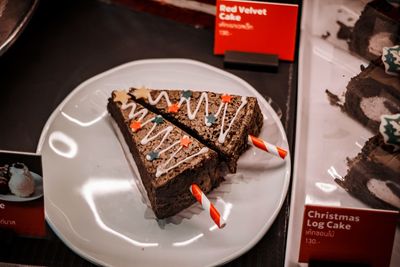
0, 172, 43, 202
37, 59, 291, 267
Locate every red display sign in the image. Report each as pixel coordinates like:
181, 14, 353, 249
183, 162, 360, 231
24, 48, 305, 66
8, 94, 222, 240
0, 151, 46, 237
214, 0, 299, 61
299, 205, 399, 267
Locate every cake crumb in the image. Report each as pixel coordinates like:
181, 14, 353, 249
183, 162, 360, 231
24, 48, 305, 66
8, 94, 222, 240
325, 89, 344, 108
336, 21, 353, 41
321, 31, 331, 40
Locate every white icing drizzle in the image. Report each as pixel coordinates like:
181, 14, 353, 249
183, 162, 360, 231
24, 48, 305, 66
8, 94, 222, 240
119, 98, 208, 178
218, 96, 247, 143
141, 123, 174, 146
148, 91, 172, 106
179, 92, 209, 125
145, 90, 248, 144
156, 147, 209, 178
121, 102, 148, 120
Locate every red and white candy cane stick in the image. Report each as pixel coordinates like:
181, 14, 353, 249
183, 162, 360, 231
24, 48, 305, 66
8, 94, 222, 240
248, 135, 287, 159
189, 184, 226, 229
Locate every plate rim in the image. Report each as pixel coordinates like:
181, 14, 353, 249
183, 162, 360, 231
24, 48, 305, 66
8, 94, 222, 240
0, 0, 39, 56
36, 58, 291, 267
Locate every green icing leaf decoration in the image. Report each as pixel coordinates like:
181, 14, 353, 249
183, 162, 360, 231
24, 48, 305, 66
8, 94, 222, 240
182, 90, 192, 99
380, 114, 400, 149
152, 115, 164, 125
382, 45, 400, 76
147, 151, 159, 161
206, 114, 216, 125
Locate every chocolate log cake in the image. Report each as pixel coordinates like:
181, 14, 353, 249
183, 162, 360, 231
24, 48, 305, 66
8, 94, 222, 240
348, 0, 400, 61
327, 54, 400, 133
130, 88, 264, 172
343, 59, 400, 132
107, 90, 226, 219
336, 114, 400, 211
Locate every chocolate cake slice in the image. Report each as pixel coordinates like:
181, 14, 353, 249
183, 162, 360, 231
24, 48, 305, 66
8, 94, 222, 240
107, 90, 226, 219
349, 0, 400, 61
328, 59, 400, 133
336, 134, 400, 211
130, 88, 264, 172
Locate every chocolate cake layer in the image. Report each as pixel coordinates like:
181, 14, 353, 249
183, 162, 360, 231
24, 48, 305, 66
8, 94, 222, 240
130, 88, 264, 172
343, 60, 400, 132
107, 90, 225, 219
349, 0, 400, 61
336, 135, 400, 211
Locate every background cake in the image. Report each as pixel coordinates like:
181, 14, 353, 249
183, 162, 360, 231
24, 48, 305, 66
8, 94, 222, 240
107, 90, 226, 219
130, 87, 264, 172
348, 0, 400, 61
336, 114, 400, 211
342, 59, 400, 132
327, 45, 400, 133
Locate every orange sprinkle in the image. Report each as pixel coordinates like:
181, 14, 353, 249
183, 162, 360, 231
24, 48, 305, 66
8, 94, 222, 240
180, 136, 192, 147
168, 103, 180, 113
221, 94, 232, 103
130, 120, 142, 132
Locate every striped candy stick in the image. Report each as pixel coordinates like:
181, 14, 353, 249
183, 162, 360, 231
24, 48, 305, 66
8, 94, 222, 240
189, 184, 226, 229
248, 135, 287, 159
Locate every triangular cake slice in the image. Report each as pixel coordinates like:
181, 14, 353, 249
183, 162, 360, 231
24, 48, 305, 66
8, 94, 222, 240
107, 90, 226, 219
130, 87, 264, 172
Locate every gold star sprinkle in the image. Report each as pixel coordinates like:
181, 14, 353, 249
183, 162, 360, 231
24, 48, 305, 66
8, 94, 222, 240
132, 86, 151, 100
113, 90, 130, 105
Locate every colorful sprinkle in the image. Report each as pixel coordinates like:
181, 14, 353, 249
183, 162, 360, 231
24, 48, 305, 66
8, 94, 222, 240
206, 114, 216, 124
113, 90, 130, 105
221, 94, 232, 103
168, 103, 180, 113
132, 87, 151, 100
147, 151, 160, 161
152, 115, 164, 125
182, 90, 192, 99
180, 136, 192, 147
130, 120, 142, 132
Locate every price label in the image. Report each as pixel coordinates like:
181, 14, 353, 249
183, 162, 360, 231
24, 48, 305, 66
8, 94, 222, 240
214, 0, 299, 61
299, 205, 398, 267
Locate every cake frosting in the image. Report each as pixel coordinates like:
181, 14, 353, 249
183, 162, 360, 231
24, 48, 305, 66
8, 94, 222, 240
130, 87, 263, 172
327, 58, 400, 133
367, 179, 400, 208
108, 90, 226, 219
368, 32, 394, 57
379, 113, 400, 151
337, 115, 400, 211
108, 87, 263, 219
348, 0, 400, 61
382, 45, 400, 76
8, 163, 35, 197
